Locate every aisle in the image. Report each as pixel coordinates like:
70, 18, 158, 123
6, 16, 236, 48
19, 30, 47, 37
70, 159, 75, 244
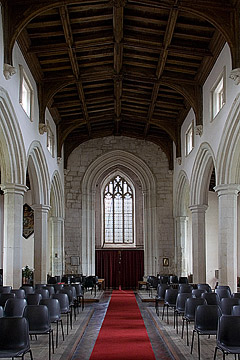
89, 290, 156, 360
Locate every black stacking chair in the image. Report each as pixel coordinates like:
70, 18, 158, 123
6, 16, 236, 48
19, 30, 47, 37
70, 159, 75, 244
20, 285, 35, 295
4, 298, 27, 317
159, 275, 169, 285
0, 286, 12, 293
162, 288, 178, 325
232, 292, 240, 299
214, 315, 240, 359
174, 293, 192, 334
201, 292, 220, 305
0, 317, 33, 359
178, 284, 193, 293
0, 292, 15, 308
60, 288, 76, 321
24, 304, 54, 360
11, 288, 25, 298
170, 275, 178, 284
53, 284, 64, 293
52, 293, 71, 335
220, 297, 240, 315
73, 283, 84, 311
192, 289, 206, 298
35, 288, 50, 299
45, 285, 55, 297
191, 304, 222, 359
197, 283, 212, 293
40, 298, 64, 348
182, 297, 206, 346
179, 277, 188, 284
215, 288, 231, 301
26, 293, 42, 305
155, 283, 169, 316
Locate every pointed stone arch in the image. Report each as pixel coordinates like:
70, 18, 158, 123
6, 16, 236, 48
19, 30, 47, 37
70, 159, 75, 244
27, 141, 50, 206
217, 93, 240, 185
81, 150, 157, 276
0, 86, 26, 185
190, 142, 216, 206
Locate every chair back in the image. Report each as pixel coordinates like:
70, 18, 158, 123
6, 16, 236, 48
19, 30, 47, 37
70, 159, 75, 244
197, 283, 212, 293
26, 293, 42, 305
176, 293, 192, 312
192, 289, 206, 298
232, 293, 240, 299
0, 317, 30, 351
220, 297, 240, 315
35, 288, 50, 299
0, 306, 3, 318
158, 275, 169, 284
164, 288, 178, 306
216, 288, 231, 301
184, 297, 206, 320
73, 283, 83, 297
178, 284, 193, 293
178, 277, 188, 284
4, 298, 27, 317
45, 285, 55, 296
11, 289, 25, 298
0, 286, 12, 293
20, 285, 34, 295
170, 275, 178, 284
52, 293, 70, 313
201, 292, 219, 305
217, 315, 240, 347
64, 285, 77, 300
194, 304, 221, 332
0, 292, 15, 307
59, 288, 73, 304
40, 298, 61, 322
24, 304, 51, 332
156, 283, 169, 300
53, 284, 64, 293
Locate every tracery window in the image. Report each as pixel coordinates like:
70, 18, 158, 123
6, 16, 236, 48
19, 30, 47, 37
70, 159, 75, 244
104, 175, 134, 245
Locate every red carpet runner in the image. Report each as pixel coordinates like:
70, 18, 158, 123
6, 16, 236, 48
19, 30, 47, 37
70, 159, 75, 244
90, 290, 156, 359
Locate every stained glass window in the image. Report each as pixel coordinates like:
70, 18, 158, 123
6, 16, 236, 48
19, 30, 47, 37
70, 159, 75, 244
104, 175, 133, 244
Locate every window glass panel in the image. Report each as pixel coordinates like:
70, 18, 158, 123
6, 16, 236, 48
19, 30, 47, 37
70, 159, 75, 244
103, 175, 133, 245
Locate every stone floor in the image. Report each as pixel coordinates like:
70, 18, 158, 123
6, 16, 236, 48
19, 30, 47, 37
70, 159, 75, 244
25, 289, 231, 360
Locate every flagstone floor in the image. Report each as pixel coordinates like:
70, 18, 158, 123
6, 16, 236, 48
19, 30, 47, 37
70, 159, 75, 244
26, 289, 227, 360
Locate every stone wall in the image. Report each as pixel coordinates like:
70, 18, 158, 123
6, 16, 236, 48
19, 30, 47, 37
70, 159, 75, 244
65, 136, 174, 275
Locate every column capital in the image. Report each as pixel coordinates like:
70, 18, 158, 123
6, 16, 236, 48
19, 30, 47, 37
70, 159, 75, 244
32, 204, 51, 213
214, 184, 240, 197
189, 204, 208, 213
0, 183, 28, 195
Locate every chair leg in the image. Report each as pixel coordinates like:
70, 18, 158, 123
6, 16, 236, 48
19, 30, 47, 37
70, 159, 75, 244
181, 318, 185, 339
167, 305, 169, 324
213, 347, 218, 360
190, 330, 195, 354
51, 329, 54, 354
197, 333, 200, 360
186, 320, 189, 346
56, 321, 59, 348
162, 304, 165, 320
60, 319, 64, 341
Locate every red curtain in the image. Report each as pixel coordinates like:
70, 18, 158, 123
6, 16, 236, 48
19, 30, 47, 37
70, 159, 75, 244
95, 250, 144, 289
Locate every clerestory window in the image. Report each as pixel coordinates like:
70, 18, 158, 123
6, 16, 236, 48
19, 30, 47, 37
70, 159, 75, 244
103, 175, 134, 246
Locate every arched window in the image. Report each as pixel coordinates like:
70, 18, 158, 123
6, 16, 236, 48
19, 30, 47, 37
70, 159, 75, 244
104, 175, 134, 245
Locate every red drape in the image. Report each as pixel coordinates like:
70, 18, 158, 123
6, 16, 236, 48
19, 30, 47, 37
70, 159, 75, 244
95, 249, 144, 289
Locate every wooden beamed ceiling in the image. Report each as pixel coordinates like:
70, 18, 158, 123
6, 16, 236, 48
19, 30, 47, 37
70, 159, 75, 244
2, 0, 240, 169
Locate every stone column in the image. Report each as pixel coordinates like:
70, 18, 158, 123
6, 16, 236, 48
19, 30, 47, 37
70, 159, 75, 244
32, 204, 51, 284
1, 183, 27, 287
189, 204, 208, 284
51, 216, 64, 277
175, 216, 188, 276
214, 184, 240, 292
82, 190, 96, 276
